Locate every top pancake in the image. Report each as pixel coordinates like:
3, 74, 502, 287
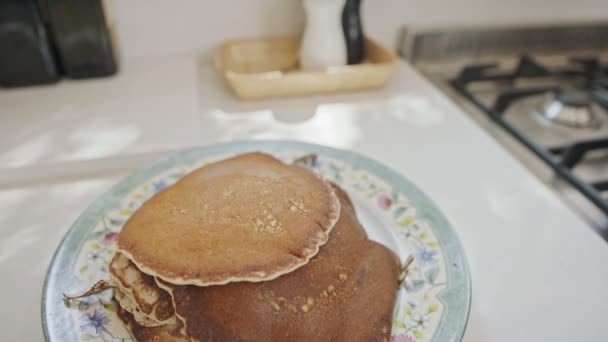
117, 152, 340, 286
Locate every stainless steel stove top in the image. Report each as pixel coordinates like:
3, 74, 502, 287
399, 22, 608, 238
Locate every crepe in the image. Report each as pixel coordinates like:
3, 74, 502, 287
116, 185, 400, 341
117, 305, 188, 342
109, 252, 176, 326
117, 152, 340, 286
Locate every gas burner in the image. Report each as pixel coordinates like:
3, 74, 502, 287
408, 22, 608, 224
538, 91, 604, 129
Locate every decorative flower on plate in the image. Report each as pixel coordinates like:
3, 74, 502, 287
409, 312, 431, 330
87, 249, 108, 267
390, 334, 415, 342
101, 232, 118, 247
80, 309, 110, 335
152, 180, 168, 193
378, 193, 392, 210
416, 247, 437, 266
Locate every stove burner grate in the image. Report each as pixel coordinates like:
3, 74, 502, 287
450, 55, 608, 215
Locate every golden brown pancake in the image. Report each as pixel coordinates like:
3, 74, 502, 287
117, 305, 188, 342
117, 152, 340, 286
109, 252, 175, 326
119, 185, 400, 342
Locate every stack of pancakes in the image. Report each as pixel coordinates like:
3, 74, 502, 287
108, 152, 400, 341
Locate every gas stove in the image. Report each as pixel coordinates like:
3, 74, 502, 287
400, 22, 608, 238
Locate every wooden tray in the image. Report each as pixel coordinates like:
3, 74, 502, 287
214, 36, 397, 100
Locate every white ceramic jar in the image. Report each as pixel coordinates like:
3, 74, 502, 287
299, 0, 347, 70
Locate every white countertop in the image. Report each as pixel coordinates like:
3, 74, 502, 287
2, 56, 608, 341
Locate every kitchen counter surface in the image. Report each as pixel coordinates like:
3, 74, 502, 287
1, 55, 608, 341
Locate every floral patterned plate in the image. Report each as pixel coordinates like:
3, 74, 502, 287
42, 141, 470, 342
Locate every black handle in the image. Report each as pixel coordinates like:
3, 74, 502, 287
342, 0, 364, 65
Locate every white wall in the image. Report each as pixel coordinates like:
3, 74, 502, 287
109, 0, 608, 59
